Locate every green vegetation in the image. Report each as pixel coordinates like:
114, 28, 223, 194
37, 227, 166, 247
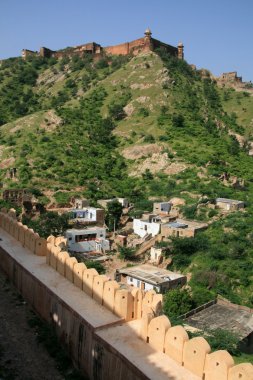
22, 211, 70, 238
1, 49, 253, 309
106, 200, 123, 231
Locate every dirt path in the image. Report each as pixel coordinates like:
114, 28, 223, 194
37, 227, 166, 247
0, 270, 66, 380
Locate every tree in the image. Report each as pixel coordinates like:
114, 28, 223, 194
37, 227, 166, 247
106, 200, 123, 231
23, 212, 70, 238
118, 246, 136, 261
108, 103, 126, 121
85, 260, 105, 274
172, 114, 185, 128
163, 289, 195, 320
193, 328, 241, 357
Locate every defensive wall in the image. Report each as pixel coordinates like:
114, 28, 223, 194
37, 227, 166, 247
22, 29, 184, 60
0, 208, 252, 380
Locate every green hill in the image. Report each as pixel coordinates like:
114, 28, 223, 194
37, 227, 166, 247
0, 49, 253, 308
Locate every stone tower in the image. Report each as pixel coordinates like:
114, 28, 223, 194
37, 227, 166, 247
144, 28, 153, 51
177, 42, 184, 59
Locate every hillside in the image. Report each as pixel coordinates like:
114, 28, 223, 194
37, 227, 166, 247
0, 49, 253, 308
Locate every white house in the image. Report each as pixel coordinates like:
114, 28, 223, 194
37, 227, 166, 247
133, 215, 161, 238
115, 264, 187, 293
65, 227, 110, 253
69, 207, 105, 225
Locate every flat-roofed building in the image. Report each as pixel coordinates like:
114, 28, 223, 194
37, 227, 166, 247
69, 207, 105, 225
216, 198, 245, 211
133, 214, 161, 238
185, 298, 253, 354
65, 227, 110, 253
115, 264, 186, 293
161, 219, 208, 238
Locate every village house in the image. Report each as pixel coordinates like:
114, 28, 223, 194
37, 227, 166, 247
161, 219, 208, 238
115, 264, 186, 293
3, 188, 32, 206
68, 207, 105, 225
133, 214, 162, 238
74, 198, 89, 209
153, 201, 172, 215
97, 197, 129, 209
65, 227, 110, 253
215, 198, 245, 211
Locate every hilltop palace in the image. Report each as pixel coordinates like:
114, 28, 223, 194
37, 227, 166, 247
22, 28, 184, 60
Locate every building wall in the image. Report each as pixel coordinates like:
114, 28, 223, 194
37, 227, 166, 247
126, 275, 158, 292
150, 247, 163, 263
161, 225, 195, 238
153, 202, 171, 215
66, 228, 109, 253
133, 219, 161, 238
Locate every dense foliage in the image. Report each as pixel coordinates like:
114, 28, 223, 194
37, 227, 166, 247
1, 50, 253, 309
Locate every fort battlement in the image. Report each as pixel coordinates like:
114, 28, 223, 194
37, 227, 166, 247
22, 29, 184, 60
0, 208, 252, 380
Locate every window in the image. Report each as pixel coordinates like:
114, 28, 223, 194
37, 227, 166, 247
130, 277, 133, 282
137, 280, 140, 288
68, 237, 72, 241
75, 233, 97, 242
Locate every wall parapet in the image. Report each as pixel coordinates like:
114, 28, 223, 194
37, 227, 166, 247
0, 208, 252, 380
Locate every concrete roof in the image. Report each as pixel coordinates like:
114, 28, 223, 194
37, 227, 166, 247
118, 264, 185, 286
66, 227, 105, 234
216, 198, 244, 204
185, 303, 253, 339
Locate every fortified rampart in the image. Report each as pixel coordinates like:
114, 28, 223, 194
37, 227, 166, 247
22, 29, 184, 60
0, 208, 252, 380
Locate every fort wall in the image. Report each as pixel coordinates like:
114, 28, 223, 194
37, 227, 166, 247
0, 208, 252, 380
22, 30, 183, 60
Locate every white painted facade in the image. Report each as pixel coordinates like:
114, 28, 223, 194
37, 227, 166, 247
65, 228, 110, 253
126, 276, 158, 291
69, 207, 102, 223
150, 247, 163, 263
133, 218, 161, 238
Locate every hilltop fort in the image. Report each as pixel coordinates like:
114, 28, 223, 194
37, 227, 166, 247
22, 28, 184, 60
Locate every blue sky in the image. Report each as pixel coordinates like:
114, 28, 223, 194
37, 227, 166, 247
1, 0, 252, 81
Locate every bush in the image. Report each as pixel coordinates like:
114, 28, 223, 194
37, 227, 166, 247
163, 289, 195, 320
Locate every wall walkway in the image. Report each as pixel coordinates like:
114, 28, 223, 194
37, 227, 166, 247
0, 209, 252, 380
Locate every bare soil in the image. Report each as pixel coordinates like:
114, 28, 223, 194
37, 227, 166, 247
0, 270, 65, 380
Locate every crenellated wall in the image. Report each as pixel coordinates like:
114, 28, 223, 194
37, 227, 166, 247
22, 31, 183, 60
46, 234, 163, 321
0, 208, 252, 380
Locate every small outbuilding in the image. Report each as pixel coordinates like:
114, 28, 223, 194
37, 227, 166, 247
215, 198, 245, 211
153, 202, 172, 215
